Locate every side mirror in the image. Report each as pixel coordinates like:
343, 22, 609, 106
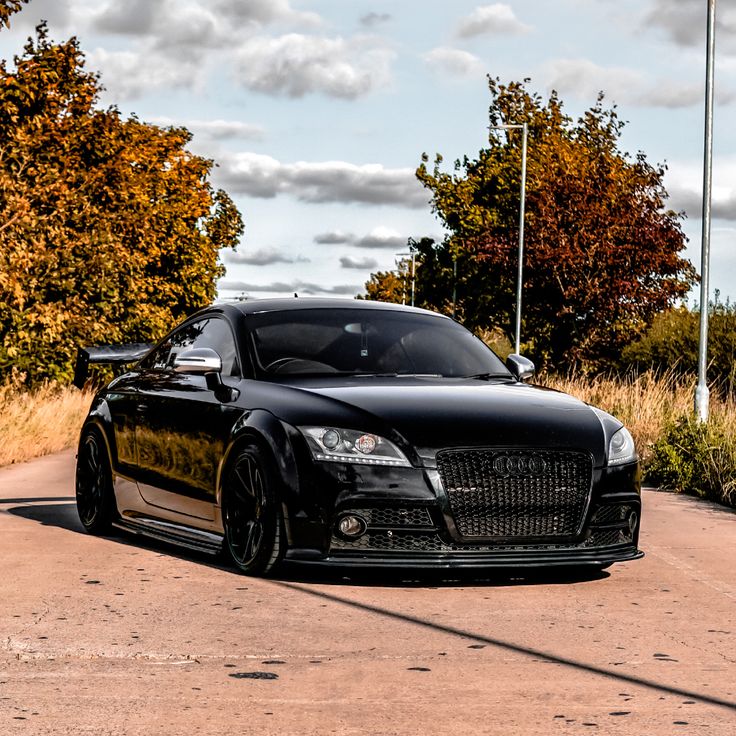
506, 353, 535, 381
173, 347, 222, 375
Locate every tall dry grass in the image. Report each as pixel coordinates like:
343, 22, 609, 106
0, 382, 93, 467
542, 369, 697, 463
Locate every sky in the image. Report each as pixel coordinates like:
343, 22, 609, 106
2, 0, 736, 303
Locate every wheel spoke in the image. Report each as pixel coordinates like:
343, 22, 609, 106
224, 452, 276, 571
243, 520, 262, 562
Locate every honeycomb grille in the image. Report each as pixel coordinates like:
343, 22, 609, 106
437, 448, 592, 539
346, 507, 432, 527
331, 527, 628, 554
591, 504, 631, 524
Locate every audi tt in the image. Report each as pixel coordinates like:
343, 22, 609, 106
74, 298, 643, 576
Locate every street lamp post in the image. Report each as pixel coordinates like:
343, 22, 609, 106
395, 251, 416, 307
490, 122, 528, 354
695, 0, 717, 423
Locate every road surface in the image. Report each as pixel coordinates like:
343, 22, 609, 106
1, 450, 734, 735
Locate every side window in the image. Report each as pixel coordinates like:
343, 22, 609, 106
143, 318, 240, 376
190, 318, 240, 377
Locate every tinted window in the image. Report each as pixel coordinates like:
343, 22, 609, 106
143, 318, 240, 376
249, 308, 509, 378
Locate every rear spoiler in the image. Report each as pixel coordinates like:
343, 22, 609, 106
73, 343, 153, 389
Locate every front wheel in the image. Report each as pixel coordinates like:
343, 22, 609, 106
75, 428, 117, 534
222, 446, 285, 576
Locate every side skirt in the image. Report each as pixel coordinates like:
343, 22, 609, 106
113, 515, 224, 556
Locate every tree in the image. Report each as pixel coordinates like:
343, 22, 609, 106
364, 79, 695, 370
0, 25, 244, 383
0, 0, 28, 29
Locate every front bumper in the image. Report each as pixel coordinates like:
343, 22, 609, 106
286, 455, 642, 569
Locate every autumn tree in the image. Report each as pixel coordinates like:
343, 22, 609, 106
0, 25, 243, 383
364, 79, 695, 370
0, 0, 28, 29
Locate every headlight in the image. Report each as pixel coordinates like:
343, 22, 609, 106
607, 426, 637, 466
299, 426, 411, 467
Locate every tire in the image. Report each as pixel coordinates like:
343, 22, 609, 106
222, 446, 285, 576
75, 427, 117, 534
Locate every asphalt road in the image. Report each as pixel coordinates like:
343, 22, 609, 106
0, 450, 734, 735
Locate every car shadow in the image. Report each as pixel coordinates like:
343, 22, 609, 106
5, 500, 610, 588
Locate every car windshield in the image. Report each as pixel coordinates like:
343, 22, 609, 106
248, 307, 511, 378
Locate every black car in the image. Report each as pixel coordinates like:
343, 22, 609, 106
74, 298, 642, 576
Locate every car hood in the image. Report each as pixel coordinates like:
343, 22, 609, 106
267, 377, 607, 467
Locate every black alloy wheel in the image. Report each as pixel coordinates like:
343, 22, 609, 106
222, 447, 285, 576
75, 428, 116, 534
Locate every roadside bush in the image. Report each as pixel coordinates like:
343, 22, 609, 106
646, 414, 736, 508
621, 301, 736, 391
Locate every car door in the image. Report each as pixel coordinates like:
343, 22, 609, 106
133, 316, 244, 521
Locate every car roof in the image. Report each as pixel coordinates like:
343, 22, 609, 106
217, 297, 450, 319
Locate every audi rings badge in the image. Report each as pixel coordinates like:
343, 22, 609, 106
492, 453, 547, 477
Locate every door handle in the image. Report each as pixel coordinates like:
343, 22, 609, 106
136, 403, 149, 413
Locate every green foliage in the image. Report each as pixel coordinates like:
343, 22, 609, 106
364, 79, 695, 371
646, 415, 736, 507
621, 300, 736, 391
0, 25, 244, 384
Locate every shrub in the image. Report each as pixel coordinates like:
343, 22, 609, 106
621, 301, 736, 391
646, 414, 736, 507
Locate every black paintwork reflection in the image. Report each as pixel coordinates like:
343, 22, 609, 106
133, 369, 243, 518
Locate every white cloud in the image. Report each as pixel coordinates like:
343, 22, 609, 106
149, 117, 265, 140
218, 279, 360, 295
644, 0, 736, 54
313, 227, 410, 249
666, 158, 736, 221
544, 58, 736, 108
91, 0, 160, 36
314, 231, 353, 244
340, 255, 379, 269
353, 226, 407, 249
233, 33, 394, 99
217, 153, 428, 208
360, 12, 391, 28
225, 247, 309, 266
456, 4, 531, 38
86, 47, 203, 99
213, 0, 321, 29
424, 47, 484, 78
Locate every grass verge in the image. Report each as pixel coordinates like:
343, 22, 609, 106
543, 370, 736, 508
0, 382, 93, 467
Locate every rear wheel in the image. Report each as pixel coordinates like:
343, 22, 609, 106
222, 446, 285, 576
75, 428, 117, 534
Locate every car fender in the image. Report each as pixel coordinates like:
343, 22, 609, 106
218, 408, 300, 507
78, 396, 117, 469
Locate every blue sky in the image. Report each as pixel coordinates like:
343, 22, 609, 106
3, 0, 736, 301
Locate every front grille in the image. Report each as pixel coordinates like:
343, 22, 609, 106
437, 448, 592, 539
591, 504, 631, 524
331, 526, 627, 554
346, 507, 433, 527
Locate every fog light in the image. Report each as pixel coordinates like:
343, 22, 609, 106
337, 514, 368, 539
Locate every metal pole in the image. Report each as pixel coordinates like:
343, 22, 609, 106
410, 252, 416, 307
695, 0, 716, 423
515, 123, 528, 354
452, 255, 458, 319
490, 123, 528, 354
